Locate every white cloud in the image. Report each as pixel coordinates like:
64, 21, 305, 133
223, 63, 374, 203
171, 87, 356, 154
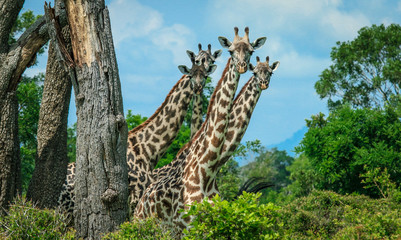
321, 10, 370, 40
398, 0, 401, 11
207, 0, 369, 43
108, 0, 163, 45
108, 0, 195, 66
150, 24, 195, 65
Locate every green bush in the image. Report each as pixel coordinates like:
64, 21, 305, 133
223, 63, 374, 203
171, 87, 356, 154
0, 196, 74, 240
297, 106, 401, 197
183, 192, 282, 240
102, 217, 172, 240
278, 190, 401, 239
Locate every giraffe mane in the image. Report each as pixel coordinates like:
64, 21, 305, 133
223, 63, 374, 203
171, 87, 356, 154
129, 75, 189, 135
176, 58, 232, 157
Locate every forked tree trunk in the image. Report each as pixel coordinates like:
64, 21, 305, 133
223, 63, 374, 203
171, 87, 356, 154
45, 1, 128, 238
26, 2, 72, 207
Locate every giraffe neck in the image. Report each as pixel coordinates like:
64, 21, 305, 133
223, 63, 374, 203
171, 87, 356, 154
184, 58, 240, 195
127, 75, 193, 170
219, 76, 262, 168
190, 94, 204, 138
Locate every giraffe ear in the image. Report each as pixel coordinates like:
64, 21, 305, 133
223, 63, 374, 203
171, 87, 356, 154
213, 49, 223, 60
186, 50, 196, 60
207, 65, 217, 75
178, 65, 190, 75
249, 63, 255, 71
251, 37, 267, 50
218, 37, 232, 49
271, 61, 280, 72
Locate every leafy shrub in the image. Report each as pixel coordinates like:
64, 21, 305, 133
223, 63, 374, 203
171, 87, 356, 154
278, 190, 401, 239
183, 192, 282, 240
102, 217, 172, 240
0, 196, 74, 240
361, 166, 401, 203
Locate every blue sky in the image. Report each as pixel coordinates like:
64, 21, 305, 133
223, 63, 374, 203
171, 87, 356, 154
24, 0, 401, 147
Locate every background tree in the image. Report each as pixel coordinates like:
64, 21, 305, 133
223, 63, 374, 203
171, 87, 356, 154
239, 147, 294, 203
17, 74, 44, 192
296, 105, 401, 197
283, 154, 321, 199
27, 0, 73, 208
67, 123, 77, 163
0, 0, 50, 212
315, 24, 401, 109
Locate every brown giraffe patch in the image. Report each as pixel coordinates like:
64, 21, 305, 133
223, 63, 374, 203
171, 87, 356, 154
210, 133, 221, 148
225, 130, 235, 142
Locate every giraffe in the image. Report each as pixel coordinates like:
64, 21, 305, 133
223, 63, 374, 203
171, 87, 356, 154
219, 56, 280, 168
189, 44, 222, 138
134, 27, 266, 235
57, 47, 220, 222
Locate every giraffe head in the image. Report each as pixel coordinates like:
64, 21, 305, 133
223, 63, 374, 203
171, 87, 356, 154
186, 43, 222, 68
178, 57, 217, 94
249, 56, 280, 90
218, 27, 266, 74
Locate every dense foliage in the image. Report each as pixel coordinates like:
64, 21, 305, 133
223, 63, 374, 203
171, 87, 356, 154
183, 192, 282, 240
2, 190, 401, 239
283, 154, 321, 199
0, 197, 74, 240
279, 190, 401, 239
315, 24, 401, 109
102, 217, 171, 240
296, 105, 401, 197
17, 74, 44, 192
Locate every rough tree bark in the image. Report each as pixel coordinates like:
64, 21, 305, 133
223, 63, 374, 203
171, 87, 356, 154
45, 0, 128, 238
26, 1, 72, 208
0, 0, 49, 213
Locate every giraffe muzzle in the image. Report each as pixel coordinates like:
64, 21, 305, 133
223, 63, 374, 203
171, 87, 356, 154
261, 83, 268, 90
237, 62, 248, 74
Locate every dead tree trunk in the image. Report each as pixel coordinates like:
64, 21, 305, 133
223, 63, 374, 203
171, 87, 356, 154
45, 1, 128, 238
26, 1, 72, 208
0, 0, 49, 213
